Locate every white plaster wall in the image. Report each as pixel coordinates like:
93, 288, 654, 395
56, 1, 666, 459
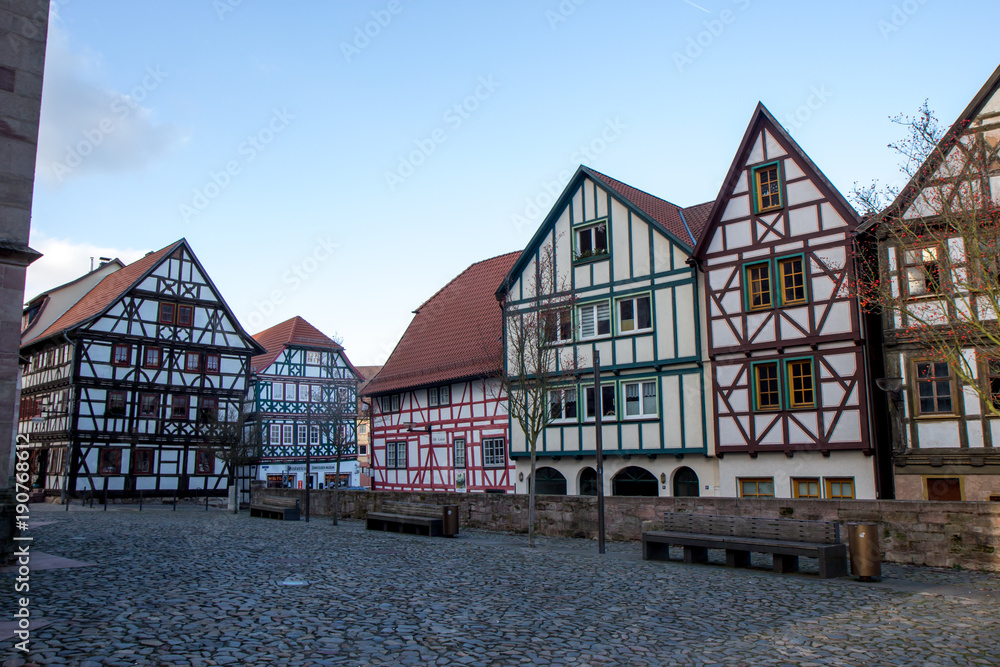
718, 451, 877, 499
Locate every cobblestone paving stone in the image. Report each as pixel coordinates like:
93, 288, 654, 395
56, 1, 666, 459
2, 504, 998, 666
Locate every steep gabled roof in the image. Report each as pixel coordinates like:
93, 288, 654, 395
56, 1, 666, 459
21, 258, 126, 345
498, 165, 711, 300
250, 316, 345, 374
692, 102, 860, 257
363, 251, 520, 396
26, 241, 181, 344
857, 63, 1000, 233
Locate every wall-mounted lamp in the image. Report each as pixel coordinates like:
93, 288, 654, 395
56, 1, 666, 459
518, 472, 524, 482
659, 472, 666, 484
403, 422, 431, 433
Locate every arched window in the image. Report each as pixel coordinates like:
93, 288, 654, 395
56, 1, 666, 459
612, 466, 658, 496
578, 467, 598, 496
532, 467, 567, 495
672, 467, 700, 497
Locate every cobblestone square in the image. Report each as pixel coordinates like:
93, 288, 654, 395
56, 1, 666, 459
3, 503, 999, 666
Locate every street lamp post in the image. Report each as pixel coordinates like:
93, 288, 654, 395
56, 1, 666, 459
593, 348, 606, 555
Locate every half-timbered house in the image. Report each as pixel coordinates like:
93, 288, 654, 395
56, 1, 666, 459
247, 316, 363, 490
363, 253, 519, 493
858, 66, 1000, 502
691, 104, 881, 500
498, 166, 716, 498
354, 365, 383, 488
18, 239, 264, 500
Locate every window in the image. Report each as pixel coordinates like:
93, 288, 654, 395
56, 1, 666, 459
574, 220, 608, 261
112, 343, 131, 366
283, 424, 293, 445
195, 449, 213, 474
482, 438, 506, 468
387, 441, 407, 469
286, 383, 297, 401
617, 295, 652, 334
988, 358, 1000, 410
272, 383, 284, 401
297, 425, 307, 445
310, 425, 320, 445
185, 351, 200, 372
549, 388, 577, 421
753, 362, 781, 411
143, 347, 161, 369
158, 302, 175, 324
199, 397, 218, 424
745, 262, 772, 311
306, 350, 321, 365
825, 477, 855, 500
438, 386, 449, 405
585, 384, 616, 419
454, 437, 466, 468
133, 449, 153, 475
269, 424, 281, 445
739, 478, 775, 498
428, 388, 438, 407
578, 302, 611, 339
623, 380, 657, 418
177, 305, 194, 327
926, 476, 963, 501
542, 308, 573, 344
107, 390, 127, 416
359, 423, 367, 434
792, 478, 820, 499
98, 448, 121, 475
914, 360, 954, 415
205, 353, 220, 374
381, 394, 399, 412
358, 444, 368, 456
138, 394, 159, 418
429, 386, 450, 406
903, 245, 943, 296
753, 163, 782, 212
171, 395, 189, 420
786, 359, 815, 409
310, 385, 322, 402
778, 256, 806, 306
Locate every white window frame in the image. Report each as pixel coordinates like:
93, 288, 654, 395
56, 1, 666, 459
549, 388, 578, 422
283, 424, 293, 445
617, 294, 653, 335
577, 301, 611, 340
297, 425, 307, 446
584, 383, 617, 421
311, 384, 322, 402
306, 350, 321, 365
272, 383, 283, 401
428, 387, 438, 407
482, 438, 506, 468
454, 437, 466, 468
310, 425, 320, 445
574, 219, 608, 261
622, 379, 658, 419
269, 424, 281, 445
285, 383, 297, 402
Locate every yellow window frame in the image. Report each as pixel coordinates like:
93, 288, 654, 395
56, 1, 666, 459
753, 362, 781, 411
754, 163, 782, 212
739, 477, 775, 498
792, 477, 820, 499
746, 262, 772, 311
825, 477, 855, 500
786, 358, 815, 409
778, 256, 807, 306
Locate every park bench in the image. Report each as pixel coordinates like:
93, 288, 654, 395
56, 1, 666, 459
365, 500, 459, 537
641, 513, 848, 579
249, 495, 300, 521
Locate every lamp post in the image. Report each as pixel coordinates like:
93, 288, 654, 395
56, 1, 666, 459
593, 348, 606, 555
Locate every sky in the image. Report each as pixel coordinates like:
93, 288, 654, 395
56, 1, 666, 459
25, 0, 1000, 365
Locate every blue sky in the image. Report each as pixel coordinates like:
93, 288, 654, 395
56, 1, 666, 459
27, 0, 1000, 365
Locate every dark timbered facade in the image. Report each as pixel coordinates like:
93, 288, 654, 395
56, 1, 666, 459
18, 239, 264, 500
692, 104, 879, 500
247, 316, 362, 489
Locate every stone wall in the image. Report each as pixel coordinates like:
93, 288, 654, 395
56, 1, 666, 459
250, 484, 1000, 572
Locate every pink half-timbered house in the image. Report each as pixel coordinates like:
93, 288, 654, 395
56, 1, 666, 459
363, 252, 519, 493
692, 104, 883, 500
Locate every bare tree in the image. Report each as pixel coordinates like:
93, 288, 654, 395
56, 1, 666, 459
309, 386, 357, 525
203, 403, 263, 513
854, 100, 1000, 415
496, 245, 576, 547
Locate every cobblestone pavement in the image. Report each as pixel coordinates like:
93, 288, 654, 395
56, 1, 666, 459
2, 503, 999, 666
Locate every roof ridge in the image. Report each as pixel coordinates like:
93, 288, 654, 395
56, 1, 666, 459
585, 166, 684, 210
414, 250, 521, 313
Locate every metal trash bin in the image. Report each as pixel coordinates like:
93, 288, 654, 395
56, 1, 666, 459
441, 504, 459, 537
848, 523, 882, 580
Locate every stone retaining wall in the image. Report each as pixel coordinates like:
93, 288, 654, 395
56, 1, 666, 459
250, 484, 1000, 572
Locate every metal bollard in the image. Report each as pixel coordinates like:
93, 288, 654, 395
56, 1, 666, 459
139, 490, 143, 511
848, 523, 882, 581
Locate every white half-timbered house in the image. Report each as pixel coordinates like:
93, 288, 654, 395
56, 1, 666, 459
18, 239, 264, 500
692, 104, 881, 500
247, 316, 363, 490
858, 66, 1000, 502
363, 253, 518, 493
498, 166, 716, 498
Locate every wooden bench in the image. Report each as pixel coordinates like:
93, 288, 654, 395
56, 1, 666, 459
249, 496, 300, 521
366, 500, 458, 537
642, 513, 848, 579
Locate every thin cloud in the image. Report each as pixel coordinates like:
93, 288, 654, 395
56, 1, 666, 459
25, 232, 150, 302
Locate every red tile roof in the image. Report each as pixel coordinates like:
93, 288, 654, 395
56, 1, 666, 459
363, 251, 520, 396
586, 167, 711, 248
250, 316, 344, 373
27, 241, 182, 345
